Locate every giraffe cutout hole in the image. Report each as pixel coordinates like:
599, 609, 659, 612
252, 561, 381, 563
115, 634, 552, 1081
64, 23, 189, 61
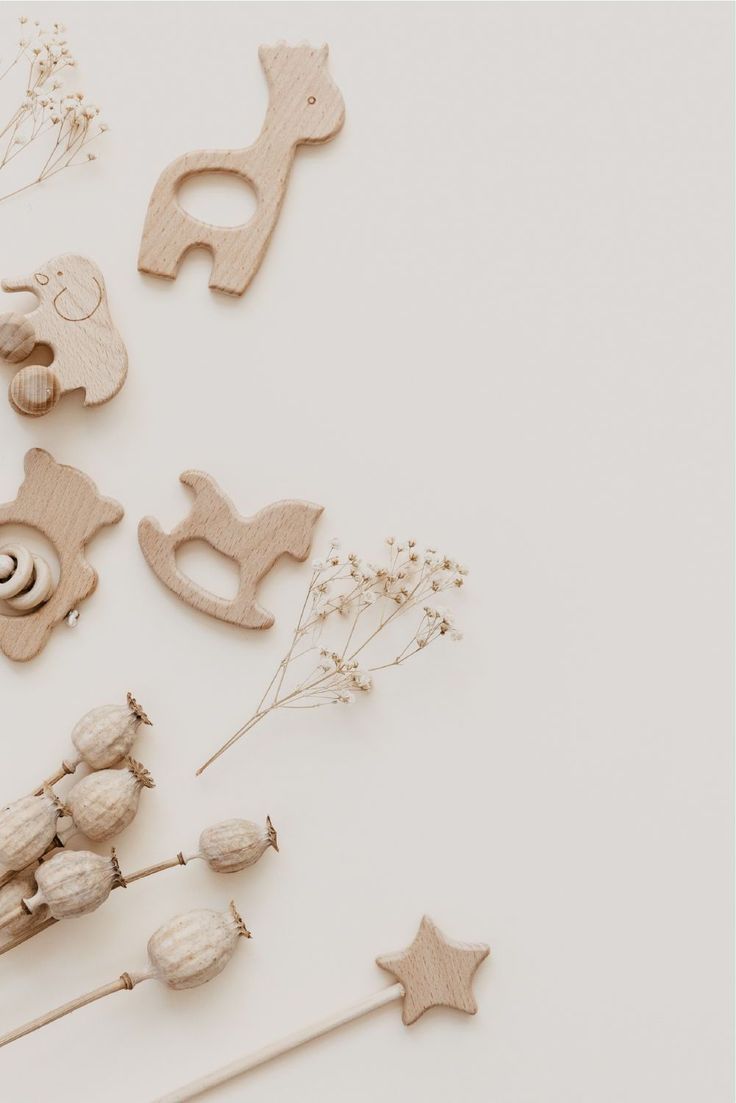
175, 539, 241, 603
178, 172, 258, 229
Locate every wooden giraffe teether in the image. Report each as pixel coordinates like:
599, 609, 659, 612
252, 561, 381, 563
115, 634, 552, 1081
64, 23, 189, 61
138, 470, 322, 629
138, 43, 345, 297
0, 255, 128, 417
0, 449, 123, 661
155, 916, 490, 1102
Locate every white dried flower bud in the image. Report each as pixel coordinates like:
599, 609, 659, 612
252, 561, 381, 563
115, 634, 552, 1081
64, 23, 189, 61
25, 848, 124, 919
0, 791, 61, 872
65, 758, 155, 841
0, 871, 48, 935
198, 817, 278, 873
147, 902, 250, 990
71, 693, 151, 771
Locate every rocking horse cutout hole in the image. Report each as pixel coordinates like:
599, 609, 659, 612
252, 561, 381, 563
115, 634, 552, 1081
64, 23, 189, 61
175, 539, 241, 603
178, 173, 258, 229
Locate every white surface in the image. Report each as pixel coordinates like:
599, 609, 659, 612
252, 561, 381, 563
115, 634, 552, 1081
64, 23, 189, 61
0, 3, 732, 1101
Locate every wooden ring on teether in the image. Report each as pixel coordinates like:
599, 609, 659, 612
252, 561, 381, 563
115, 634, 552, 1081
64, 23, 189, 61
0, 543, 56, 613
0, 544, 34, 598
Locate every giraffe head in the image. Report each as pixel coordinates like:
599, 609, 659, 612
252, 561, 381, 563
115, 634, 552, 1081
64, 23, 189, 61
259, 43, 345, 146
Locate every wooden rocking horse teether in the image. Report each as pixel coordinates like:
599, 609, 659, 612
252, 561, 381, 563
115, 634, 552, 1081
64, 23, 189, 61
138, 470, 323, 629
0, 449, 123, 661
0, 255, 128, 417
138, 43, 345, 297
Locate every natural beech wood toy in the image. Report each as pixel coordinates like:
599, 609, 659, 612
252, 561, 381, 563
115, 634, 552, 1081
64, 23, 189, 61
0, 902, 250, 1050
138, 43, 345, 297
0, 255, 127, 417
156, 916, 489, 1102
0, 449, 123, 661
138, 470, 323, 629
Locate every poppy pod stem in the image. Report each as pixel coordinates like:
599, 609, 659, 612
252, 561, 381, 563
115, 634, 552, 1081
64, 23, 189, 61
0, 914, 57, 956
0, 971, 152, 1049
123, 851, 190, 884
0, 904, 249, 1048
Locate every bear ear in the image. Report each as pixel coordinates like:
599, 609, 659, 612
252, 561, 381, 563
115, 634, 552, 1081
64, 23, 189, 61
99, 496, 124, 527
24, 448, 54, 478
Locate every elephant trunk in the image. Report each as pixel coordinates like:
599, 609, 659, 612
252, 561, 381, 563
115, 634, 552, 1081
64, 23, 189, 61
1, 275, 37, 294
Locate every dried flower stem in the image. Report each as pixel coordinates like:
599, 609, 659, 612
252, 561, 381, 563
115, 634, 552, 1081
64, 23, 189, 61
123, 852, 191, 884
0, 914, 54, 955
0, 903, 26, 932
0, 16, 107, 204
197, 539, 466, 774
0, 971, 146, 1049
0, 850, 194, 954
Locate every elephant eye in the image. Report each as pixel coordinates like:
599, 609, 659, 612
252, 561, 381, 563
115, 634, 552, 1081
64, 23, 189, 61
56, 270, 63, 276
307, 96, 316, 105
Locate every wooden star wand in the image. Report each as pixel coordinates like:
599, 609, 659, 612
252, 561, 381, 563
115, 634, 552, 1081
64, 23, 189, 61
156, 916, 489, 1102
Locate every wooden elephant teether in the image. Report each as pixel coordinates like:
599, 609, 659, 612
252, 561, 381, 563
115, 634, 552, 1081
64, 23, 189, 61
0, 449, 123, 661
138, 470, 322, 629
0, 255, 127, 417
138, 43, 345, 297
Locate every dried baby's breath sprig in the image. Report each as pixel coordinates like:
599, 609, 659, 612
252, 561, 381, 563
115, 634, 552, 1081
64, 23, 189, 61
197, 539, 467, 774
0, 16, 107, 204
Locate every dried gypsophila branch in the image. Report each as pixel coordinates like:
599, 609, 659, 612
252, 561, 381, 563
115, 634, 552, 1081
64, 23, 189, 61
197, 538, 467, 774
0, 16, 107, 204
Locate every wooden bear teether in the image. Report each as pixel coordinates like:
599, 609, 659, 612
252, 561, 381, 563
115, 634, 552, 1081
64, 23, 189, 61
138, 43, 345, 297
0, 449, 123, 661
138, 470, 322, 629
0, 255, 128, 417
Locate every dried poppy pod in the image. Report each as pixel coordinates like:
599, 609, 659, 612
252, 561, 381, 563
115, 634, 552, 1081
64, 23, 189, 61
65, 758, 155, 841
0, 872, 48, 936
23, 848, 125, 920
198, 816, 278, 873
148, 901, 250, 990
0, 814, 279, 956
35, 692, 152, 794
0, 902, 251, 1050
0, 791, 61, 874
71, 692, 152, 771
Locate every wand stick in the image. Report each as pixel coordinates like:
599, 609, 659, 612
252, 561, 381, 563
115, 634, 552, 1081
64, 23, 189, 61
155, 916, 489, 1103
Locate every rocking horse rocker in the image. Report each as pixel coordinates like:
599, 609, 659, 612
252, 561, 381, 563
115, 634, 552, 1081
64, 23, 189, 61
138, 43, 345, 297
138, 470, 323, 629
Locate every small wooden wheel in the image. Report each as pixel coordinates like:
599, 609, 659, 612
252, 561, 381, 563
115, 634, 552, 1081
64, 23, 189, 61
0, 312, 36, 363
9, 364, 62, 417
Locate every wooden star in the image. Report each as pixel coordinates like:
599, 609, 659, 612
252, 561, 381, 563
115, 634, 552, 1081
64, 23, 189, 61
375, 916, 489, 1026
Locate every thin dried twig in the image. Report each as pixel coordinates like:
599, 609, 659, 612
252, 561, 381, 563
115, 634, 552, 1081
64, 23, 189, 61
197, 538, 467, 774
0, 16, 107, 203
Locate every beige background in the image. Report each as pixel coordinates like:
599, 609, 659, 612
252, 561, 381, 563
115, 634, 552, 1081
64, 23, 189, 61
0, 3, 732, 1101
